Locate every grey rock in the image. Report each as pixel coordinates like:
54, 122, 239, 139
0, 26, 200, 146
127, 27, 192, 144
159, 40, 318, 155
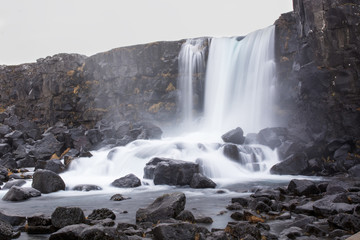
2, 186, 40, 201
32, 169, 65, 193
51, 207, 85, 229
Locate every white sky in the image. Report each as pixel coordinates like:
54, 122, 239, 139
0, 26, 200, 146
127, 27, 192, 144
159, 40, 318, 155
0, 0, 293, 65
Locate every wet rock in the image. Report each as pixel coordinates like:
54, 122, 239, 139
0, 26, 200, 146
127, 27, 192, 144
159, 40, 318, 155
31, 133, 64, 160
279, 226, 303, 239
0, 124, 12, 137
17, 119, 41, 140
0, 143, 11, 158
16, 156, 36, 168
35, 159, 66, 174
27, 215, 56, 234
221, 127, 245, 145
270, 152, 308, 175
230, 211, 244, 221
190, 173, 216, 189
195, 216, 213, 224
49, 223, 88, 240
326, 181, 348, 195
313, 195, 354, 217
231, 197, 249, 207
277, 140, 304, 160
79, 225, 121, 240
85, 129, 102, 145
0, 210, 26, 226
225, 221, 261, 239
257, 127, 288, 149
32, 169, 66, 193
288, 179, 320, 196
73, 184, 102, 192
132, 122, 163, 140
0, 153, 17, 169
136, 192, 185, 223
110, 193, 130, 201
348, 164, 360, 178
88, 208, 116, 221
153, 222, 208, 240
175, 210, 195, 223
2, 186, 41, 201
304, 224, 327, 237
111, 173, 141, 188
51, 207, 86, 229
328, 213, 360, 232
223, 144, 241, 162
255, 201, 271, 213
226, 202, 243, 211
0, 219, 20, 240
2, 179, 26, 189
148, 158, 199, 186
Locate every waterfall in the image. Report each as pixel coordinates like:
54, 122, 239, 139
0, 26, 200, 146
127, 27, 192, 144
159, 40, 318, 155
203, 26, 276, 133
178, 38, 207, 127
60, 26, 282, 190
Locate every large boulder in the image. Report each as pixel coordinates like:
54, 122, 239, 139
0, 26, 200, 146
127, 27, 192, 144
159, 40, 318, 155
257, 127, 288, 149
287, 179, 320, 196
190, 173, 216, 189
131, 121, 163, 140
35, 159, 66, 174
51, 207, 86, 229
0, 219, 19, 240
328, 213, 360, 232
0, 143, 11, 158
270, 152, 308, 175
221, 127, 245, 145
87, 208, 116, 220
32, 169, 66, 193
225, 221, 261, 239
136, 192, 186, 223
49, 224, 88, 240
153, 222, 209, 240
30, 133, 64, 160
111, 173, 141, 188
145, 157, 199, 186
2, 186, 41, 201
2, 179, 26, 190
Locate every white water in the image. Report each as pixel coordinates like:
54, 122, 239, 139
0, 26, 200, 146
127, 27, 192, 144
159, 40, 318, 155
203, 26, 276, 134
178, 38, 206, 128
61, 26, 285, 191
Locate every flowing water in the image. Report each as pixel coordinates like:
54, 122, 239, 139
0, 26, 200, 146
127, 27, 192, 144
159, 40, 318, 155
59, 25, 283, 190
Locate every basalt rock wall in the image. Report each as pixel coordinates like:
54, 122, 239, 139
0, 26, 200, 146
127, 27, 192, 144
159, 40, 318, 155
275, 0, 360, 141
0, 41, 185, 130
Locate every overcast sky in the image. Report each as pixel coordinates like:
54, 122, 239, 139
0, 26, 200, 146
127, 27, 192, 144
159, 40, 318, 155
0, 0, 293, 65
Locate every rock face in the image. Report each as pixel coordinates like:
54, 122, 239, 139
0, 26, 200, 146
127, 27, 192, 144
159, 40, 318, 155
275, 0, 360, 141
32, 169, 66, 193
136, 192, 186, 223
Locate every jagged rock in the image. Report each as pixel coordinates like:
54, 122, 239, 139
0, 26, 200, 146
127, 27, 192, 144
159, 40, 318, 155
270, 152, 308, 175
257, 127, 288, 149
0, 210, 26, 226
16, 156, 36, 168
49, 224, 88, 240
145, 158, 199, 186
0, 153, 17, 169
32, 169, 66, 193
111, 173, 141, 188
35, 159, 66, 174
2, 179, 26, 190
0, 125, 12, 137
31, 133, 64, 160
27, 215, 56, 234
153, 222, 208, 240
223, 144, 242, 162
79, 225, 121, 240
287, 179, 320, 196
328, 213, 360, 232
0, 144, 11, 158
221, 127, 245, 145
175, 210, 195, 223
2, 186, 41, 201
232, 197, 249, 207
73, 184, 102, 192
225, 221, 261, 239
51, 207, 86, 229
132, 122, 163, 140
136, 192, 186, 223
313, 195, 354, 217
279, 226, 303, 239
0, 219, 20, 240
190, 173, 216, 189
88, 208, 116, 220
348, 164, 360, 178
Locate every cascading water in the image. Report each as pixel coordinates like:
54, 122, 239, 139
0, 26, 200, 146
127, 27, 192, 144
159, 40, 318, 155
178, 38, 206, 127
61, 25, 282, 190
203, 26, 276, 133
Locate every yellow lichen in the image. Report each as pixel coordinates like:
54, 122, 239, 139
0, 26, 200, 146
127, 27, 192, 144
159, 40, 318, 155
60, 148, 71, 158
73, 85, 80, 94
67, 70, 75, 77
50, 153, 60, 160
134, 88, 140, 94
166, 83, 175, 92
77, 63, 85, 72
280, 56, 289, 62
148, 102, 163, 113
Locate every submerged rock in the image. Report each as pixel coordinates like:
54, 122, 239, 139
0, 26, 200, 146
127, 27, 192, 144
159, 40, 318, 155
190, 173, 216, 189
72, 184, 102, 192
2, 186, 41, 201
136, 192, 186, 223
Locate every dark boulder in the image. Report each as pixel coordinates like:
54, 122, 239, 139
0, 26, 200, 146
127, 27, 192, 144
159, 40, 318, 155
27, 215, 56, 234
225, 221, 261, 239
0, 153, 17, 169
270, 152, 308, 175
349, 164, 360, 178
221, 127, 245, 145
175, 210, 195, 223
328, 213, 360, 232
51, 207, 86, 229
35, 159, 66, 174
2, 186, 41, 201
257, 127, 288, 149
17, 119, 41, 140
2, 179, 26, 189
136, 192, 186, 223
147, 158, 199, 186
79, 225, 121, 240
277, 140, 304, 159
313, 195, 354, 217
190, 173, 216, 189
0, 210, 26, 226
143, 157, 167, 179
287, 179, 320, 196
85, 129, 102, 145
87, 208, 116, 220
0, 143, 11, 158
49, 224, 88, 240
68, 127, 92, 152
153, 222, 208, 240
132, 121, 163, 140
32, 169, 66, 193
0, 124, 12, 137
279, 226, 303, 239
73, 184, 102, 191
110, 194, 130, 201
0, 219, 19, 240
223, 144, 241, 162
111, 173, 141, 188
31, 133, 64, 160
